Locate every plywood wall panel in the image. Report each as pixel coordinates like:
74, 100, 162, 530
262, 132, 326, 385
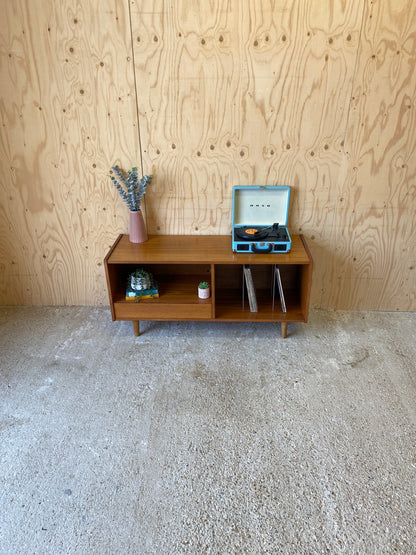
133, 0, 362, 241
132, 0, 364, 308
0, 0, 415, 310
0, 0, 139, 305
326, 0, 416, 310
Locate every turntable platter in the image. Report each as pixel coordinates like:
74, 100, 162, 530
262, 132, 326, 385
234, 227, 269, 240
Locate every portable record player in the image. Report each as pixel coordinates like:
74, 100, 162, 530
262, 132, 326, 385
232, 185, 291, 253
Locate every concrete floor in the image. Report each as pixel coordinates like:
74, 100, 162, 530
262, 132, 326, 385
0, 307, 415, 554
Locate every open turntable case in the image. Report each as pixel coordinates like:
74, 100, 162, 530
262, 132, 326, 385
232, 186, 292, 253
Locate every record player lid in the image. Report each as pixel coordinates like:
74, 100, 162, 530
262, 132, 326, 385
233, 186, 290, 227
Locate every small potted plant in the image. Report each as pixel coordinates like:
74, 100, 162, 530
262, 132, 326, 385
198, 281, 210, 299
130, 268, 155, 291
109, 166, 152, 243
127, 268, 158, 301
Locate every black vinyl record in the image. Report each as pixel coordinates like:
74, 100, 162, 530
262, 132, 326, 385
235, 227, 269, 240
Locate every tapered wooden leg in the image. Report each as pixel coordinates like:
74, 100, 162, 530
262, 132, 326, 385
281, 322, 288, 339
132, 320, 140, 336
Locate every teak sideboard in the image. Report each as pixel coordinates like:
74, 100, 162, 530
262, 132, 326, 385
104, 234, 313, 338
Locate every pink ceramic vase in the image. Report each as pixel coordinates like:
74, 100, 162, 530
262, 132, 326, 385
129, 210, 148, 243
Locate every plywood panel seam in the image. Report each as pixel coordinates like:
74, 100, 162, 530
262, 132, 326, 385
127, 0, 144, 177
127, 0, 150, 226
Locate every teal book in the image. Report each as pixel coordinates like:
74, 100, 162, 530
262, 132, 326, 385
126, 284, 159, 301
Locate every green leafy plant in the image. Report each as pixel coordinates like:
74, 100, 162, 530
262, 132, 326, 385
198, 281, 210, 289
128, 268, 157, 302
129, 268, 155, 288
110, 166, 152, 212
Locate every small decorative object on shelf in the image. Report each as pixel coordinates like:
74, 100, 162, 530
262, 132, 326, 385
198, 281, 210, 299
127, 269, 159, 302
109, 165, 152, 243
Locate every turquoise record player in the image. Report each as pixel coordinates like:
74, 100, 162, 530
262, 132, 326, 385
232, 186, 291, 253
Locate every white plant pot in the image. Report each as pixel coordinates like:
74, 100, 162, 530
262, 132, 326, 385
198, 286, 210, 299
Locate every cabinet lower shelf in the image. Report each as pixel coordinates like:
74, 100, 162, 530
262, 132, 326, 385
104, 234, 313, 338
214, 290, 304, 322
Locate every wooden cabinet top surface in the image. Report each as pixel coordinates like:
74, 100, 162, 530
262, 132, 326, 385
106, 234, 313, 266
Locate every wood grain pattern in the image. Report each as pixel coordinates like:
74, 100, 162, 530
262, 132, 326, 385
325, 0, 416, 310
0, 0, 139, 304
107, 234, 311, 265
133, 1, 362, 238
131, 0, 364, 309
0, 0, 415, 310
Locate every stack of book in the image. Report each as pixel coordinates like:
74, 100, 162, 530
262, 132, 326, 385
126, 284, 159, 301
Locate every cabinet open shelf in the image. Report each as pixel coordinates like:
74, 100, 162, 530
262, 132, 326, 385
214, 290, 304, 321
105, 234, 313, 337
